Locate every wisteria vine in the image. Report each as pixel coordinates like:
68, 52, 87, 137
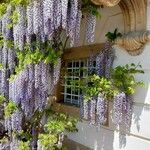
79, 41, 144, 128
0, 0, 100, 149
80, 41, 115, 125
0, 0, 145, 149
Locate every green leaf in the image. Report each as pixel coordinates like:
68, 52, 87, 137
0, 95, 5, 104
4, 101, 18, 118
0, 3, 7, 18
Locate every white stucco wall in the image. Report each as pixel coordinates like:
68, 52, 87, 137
67, 3, 150, 150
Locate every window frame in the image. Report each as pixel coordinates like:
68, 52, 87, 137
52, 43, 109, 126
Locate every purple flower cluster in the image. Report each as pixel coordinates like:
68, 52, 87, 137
53, 58, 61, 86
0, 1, 100, 149
124, 95, 133, 130
33, 1, 42, 35
96, 94, 108, 125
53, 0, 62, 30
113, 92, 126, 125
113, 92, 133, 128
9, 62, 53, 116
96, 41, 114, 77
74, 9, 82, 46
0, 141, 10, 150
85, 14, 96, 44
89, 98, 96, 125
26, 3, 34, 43
83, 99, 90, 120
43, 0, 54, 39
80, 94, 108, 125
2, 5, 12, 41
4, 0, 97, 49
80, 41, 115, 126
16, 6, 26, 50
96, 51, 105, 76
61, 0, 69, 29
67, 0, 78, 47
11, 111, 23, 132
8, 48, 15, 74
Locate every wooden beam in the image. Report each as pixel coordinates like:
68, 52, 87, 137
63, 43, 104, 60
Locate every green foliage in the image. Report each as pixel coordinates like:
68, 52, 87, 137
0, 34, 14, 50
0, 98, 78, 149
111, 63, 144, 95
6, 9, 20, 28
15, 110, 78, 150
10, 0, 29, 6
10, 10, 20, 24
81, 0, 101, 18
0, 34, 4, 46
7, 107, 77, 150
105, 28, 122, 42
39, 112, 78, 150
71, 74, 118, 101
0, 3, 7, 18
18, 141, 30, 150
9, 41, 63, 81
4, 101, 18, 118
47, 112, 78, 132
16, 130, 32, 142
0, 95, 5, 104
0, 64, 4, 70
69, 63, 144, 102
0, 0, 28, 24
0, 136, 9, 145
39, 134, 57, 150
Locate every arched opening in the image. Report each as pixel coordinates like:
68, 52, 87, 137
91, 0, 147, 32
119, 0, 147, 32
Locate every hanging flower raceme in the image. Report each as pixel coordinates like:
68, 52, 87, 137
33, 1, 41, 35
53, 0, 62, 30
26, 3, 34, 43
8, 48, 15, 74
53, 58, 61, 86
96, 50, 105, 76
43, 0, 54, 38
113, 92, 133, 129
113, 92, 126, 125
74, 9, 82, 46
1, 43, 8, 69
0, 1, 101, 149
80, 44, 115, 125
33, 0, 45, 42
16, 6, 26, 50
85, 13, 96, 44
41, 62, 48, 91
1, 69, 9, 99
96, 94, 108, 125
67, 0, 78, 47
89, 97, 97, 125
34, 64, 41, 89
83, 98, 90, 120
11, 111, 23, 132
105, 48, 114, 78
2, 5, 12, 41
61, 0, 69, 29
124, 95, 133, 130
27, 64, 35, 99
88, 53, 96, 73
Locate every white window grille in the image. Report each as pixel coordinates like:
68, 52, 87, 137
63, 58, 96, 107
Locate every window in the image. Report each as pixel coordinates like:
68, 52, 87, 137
53, 43, 107, 119
63, 59, 97, 107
